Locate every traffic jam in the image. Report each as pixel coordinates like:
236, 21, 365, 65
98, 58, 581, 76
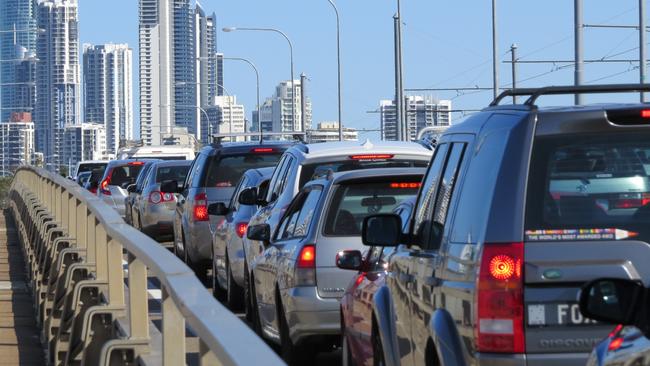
73, 85, 650, 366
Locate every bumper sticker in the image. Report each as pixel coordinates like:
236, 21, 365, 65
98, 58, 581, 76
525, 228, 638, 242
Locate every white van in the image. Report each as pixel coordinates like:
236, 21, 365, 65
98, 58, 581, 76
117, 145, 196, 161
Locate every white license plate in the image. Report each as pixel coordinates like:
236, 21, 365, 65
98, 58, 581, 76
527, 303, 598, 326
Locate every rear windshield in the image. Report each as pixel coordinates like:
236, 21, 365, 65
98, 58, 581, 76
77, 163, 106, 175
156, 165, 191, 183
300, 159, 428, 187
204, 153, 282, 187
324, 180, 421, 236
526, 133, 650, 241
108, 164, 145, 188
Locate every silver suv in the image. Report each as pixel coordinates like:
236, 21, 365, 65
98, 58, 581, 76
246, 168, 426, 364
164, 141, 293, 280
97, 159, 151, 217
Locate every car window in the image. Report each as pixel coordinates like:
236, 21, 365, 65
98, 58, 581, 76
135, 164, 154, 191
267, 155, 288, 201
276, 186, 322, 241
299, 158, 428, 187
77, 163, 107, 176
108, 164, 145, 188
427, 143, 466, 250
526, 133, 650, 242
413, 144, 449, 247
185, 153, 202, 188
156, 165, 191, 184
203, 153, 283, 188
229, 175, 248, 211
324, 180, 421, 236
270, 157, 293, 202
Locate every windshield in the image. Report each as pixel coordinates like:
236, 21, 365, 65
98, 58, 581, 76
108, 164, 145, 188
324, 180, 421, 236
526, 133, 650, 241
204, 153, 282, 188
77, 163, 106, 176
300, 159, 428, 187
156, 165, 191, 183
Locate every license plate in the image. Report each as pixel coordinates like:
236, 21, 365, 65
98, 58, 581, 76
527, 303, 598, 326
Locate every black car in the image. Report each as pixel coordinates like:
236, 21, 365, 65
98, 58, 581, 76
362, 84, 650, 366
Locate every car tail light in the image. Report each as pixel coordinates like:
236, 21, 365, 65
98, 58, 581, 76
251, 147, 275, 153
235, 222, 248, 238
476, 242, 525, 354
100, 175, 111, 196
389, 182, 422, 189
128, 161, 145, 166
89, 187, 97, 194
608, 324, 624, 338
642, 109, 650, 118
349, 154, 394, 160
193, 192, 209, 221
612, 193, 650, 209
294, 245, 316, 287
608, 337, 624, 351
149, 191, 174, 204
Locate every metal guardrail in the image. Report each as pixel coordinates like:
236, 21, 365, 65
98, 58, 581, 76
8, 166, 284, 366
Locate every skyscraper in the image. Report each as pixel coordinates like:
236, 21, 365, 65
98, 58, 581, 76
83, 43, 134, 156
203, 95, 245, 141
380, 96, 451, 141
257, 80, 311, 135
139, 0, 218, 145
0, 0, 38, 122
36, 0, 80, 169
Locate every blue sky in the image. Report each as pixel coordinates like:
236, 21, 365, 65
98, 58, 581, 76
79, 1, 647, 138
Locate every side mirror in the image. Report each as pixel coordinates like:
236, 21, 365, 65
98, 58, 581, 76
336, 250, 363, 271
247, 224, 271, 242
126, 184, 137, 193
362, 214, 402, 247
161, 180, 180, 194
208, 202, 230, 216
579, 278, 645, 326
239, 187, 259, 206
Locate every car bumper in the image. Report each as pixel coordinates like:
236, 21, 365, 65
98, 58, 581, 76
282, 286, 341, 344
475, 352, 589, 366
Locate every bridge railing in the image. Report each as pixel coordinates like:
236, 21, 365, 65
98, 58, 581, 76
8, 166, 284, 366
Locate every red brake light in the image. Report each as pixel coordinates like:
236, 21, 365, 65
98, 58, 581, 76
193, 192, 209, 221
236, 222, 248, 238
297, 245, 316, 268
641, 109, 650, 118
608, 337, 624, 351
252, 147, 275, 153
476, 242, 525, 354
608, 324, 624, 338
100, 178, 111, 196
349, 154, 394, 160
128, 161, 145, 166
389, 182, 422, 189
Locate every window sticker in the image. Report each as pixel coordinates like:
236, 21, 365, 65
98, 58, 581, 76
525, 229, 638, 242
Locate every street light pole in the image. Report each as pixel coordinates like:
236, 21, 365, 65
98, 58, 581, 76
222, 27, 299, 132
326, 0, 344, 141
223, 57, 261, 140
492, 0, 499, 100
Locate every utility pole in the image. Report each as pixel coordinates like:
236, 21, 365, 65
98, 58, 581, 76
394, 13, 404, 141
575, 0, 584, 105
640, 0, 647, 102
511, 43, 518, 104
492, 0, 499, 100
300, 73, 307, 136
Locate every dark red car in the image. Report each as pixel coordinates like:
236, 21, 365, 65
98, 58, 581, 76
339, 198, 414, 366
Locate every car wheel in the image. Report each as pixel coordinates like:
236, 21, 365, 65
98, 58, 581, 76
278, 297, 312, 365
243, 263, 252, 322
211, 253, 225, 300
250, 278, 262, 335
226, 254, 244, 311
372, 324, 385, 366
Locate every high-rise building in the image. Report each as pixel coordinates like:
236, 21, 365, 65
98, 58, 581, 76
139, 0, 219, 145
83, 43, 134, 156
380, 96, 451, 141
62, 123, 108, 169
36, 0, 80, 170
139, 0, 173, 145
0, 112, 34, 176
203, 96, 245, 141
0, 0, 38, 122
256, 80, 311, 135
308, 122, 358, 143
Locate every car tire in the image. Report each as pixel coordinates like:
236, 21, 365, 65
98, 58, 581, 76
226, 253, 244, 311
250, 278, 263, 335
278, 297, 312, 365
211, 253, 225, 300
372, 323, 385, 366
243, 263, 252, 322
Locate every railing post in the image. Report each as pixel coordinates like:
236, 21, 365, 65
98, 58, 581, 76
76, 202, 87, 248
162, 286, 185, 366
85, 214, 95, 259
199, 340, 219, 366
94, 225, 108, 281
68, 195, 77, 239
128, 254, 149, 340
106, 239, 125, 307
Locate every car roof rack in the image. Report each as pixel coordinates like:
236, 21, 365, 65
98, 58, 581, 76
490, 83, 650, 107
210, 132, 307, 145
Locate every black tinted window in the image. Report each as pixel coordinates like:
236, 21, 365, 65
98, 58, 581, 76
299, 159, 428, 187
204, 153, 282, 188
413, 144, 449, 246
108, 164, 144, 187
324, 181, 421, 236
77, 163, 106, 175
156, 165, 191, 183
276, 186, 322, 240
526, 133, 650, 241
